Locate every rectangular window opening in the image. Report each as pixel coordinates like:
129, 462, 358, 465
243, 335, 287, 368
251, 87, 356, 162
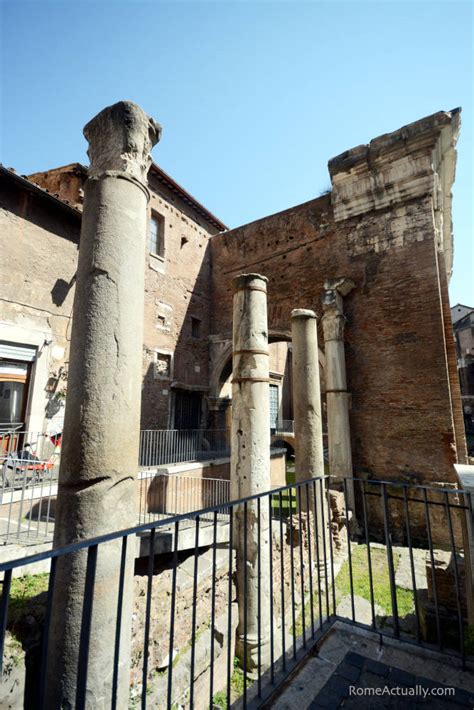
191, 317, 201, 339
148, 212, 165, 257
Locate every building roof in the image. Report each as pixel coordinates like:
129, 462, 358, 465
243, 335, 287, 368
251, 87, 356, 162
0, 164, 81, 220
451, 303, 474, 325
149, 163, 227, 231
28, 161, 228, 232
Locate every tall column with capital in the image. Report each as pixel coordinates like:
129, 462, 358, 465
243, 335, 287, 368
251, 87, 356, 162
291, 309, 325, 482
291, 308, 329, 558
46, 101, 161, 707
231, 273, 272, 672
322, 280, 356, 515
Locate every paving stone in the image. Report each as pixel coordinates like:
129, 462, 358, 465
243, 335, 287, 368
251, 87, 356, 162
344, 652, 366, 669
451, 687, 474, 706
309, 691, 342, 709
394, 548, 428, 591
336, 595, 385, 626
324, 674, 351, 698
336, 662, 362, 682
388, 666, 416, 686
363, 658, 390, 677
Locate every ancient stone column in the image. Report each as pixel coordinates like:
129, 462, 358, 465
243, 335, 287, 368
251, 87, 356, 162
321, 280, 356, 516
46, 101, 161, 708
291, 309, 325, 481
231, 273, 271, 672
291, 308, 329, 560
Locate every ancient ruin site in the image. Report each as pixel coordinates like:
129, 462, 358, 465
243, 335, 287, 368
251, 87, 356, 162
0, 98, 473, 708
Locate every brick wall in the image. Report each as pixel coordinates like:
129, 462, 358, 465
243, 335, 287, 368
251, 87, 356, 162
210, 181, 464, 486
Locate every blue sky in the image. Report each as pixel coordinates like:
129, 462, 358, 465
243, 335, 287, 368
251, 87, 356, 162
1, 0, 472, 304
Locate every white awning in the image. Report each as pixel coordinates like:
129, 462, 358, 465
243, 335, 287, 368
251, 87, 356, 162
0, 342, 37, 363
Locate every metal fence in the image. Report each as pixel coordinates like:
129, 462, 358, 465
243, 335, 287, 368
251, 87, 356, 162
139, 429, 230, 467
273, 420, 294, 434
0, 476, 471, 708
138, 471, 230, 523
0, 430, 61, 488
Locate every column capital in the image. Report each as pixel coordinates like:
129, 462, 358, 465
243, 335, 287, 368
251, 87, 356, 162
291, 308, 318, 321
321, 289, 345, 341
233, 273, 268, 292
84, 101, 161, 184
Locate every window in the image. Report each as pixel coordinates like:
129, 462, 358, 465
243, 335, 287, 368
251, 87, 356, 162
154, 352, 172, 379
148, 212, 165, 257
191, 317, 201, 339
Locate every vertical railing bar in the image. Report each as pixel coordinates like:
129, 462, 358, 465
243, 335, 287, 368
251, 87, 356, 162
278, 490, 286, 672
0, 568, 12, 676
44, 472, 53, 539
288, 486, 297, 659
243, 501, 248, 707
297, 486, 306, 648
257, 496, 262, 697
167, 520, 180, 710
311, 479, 323, 628
38, 556, 57, 710
209, 512, 218, 708
305, 482, 315, 638
381, 482, 399, 638
326, 478, 336, 613
35, 469, 46, 539
342, 478, 355, 622
76, 544, 98, 710
16, 469, 27, 541
402, 485, 420, 643
360, 479, 376, 630
112, 536, 128, 710
141, 528, 156, 709
226, 507, 234, 710
423, 487, 441, 649
444, 491, 465, 665
268, 493, 275, 683
189, 515, 200, 709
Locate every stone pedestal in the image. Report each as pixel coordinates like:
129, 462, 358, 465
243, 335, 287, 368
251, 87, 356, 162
321, 282, 356, 516
46, 101, 160, 708
230, 273, 271, 672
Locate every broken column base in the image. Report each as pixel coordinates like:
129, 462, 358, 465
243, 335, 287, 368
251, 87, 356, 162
235, 632, 272, 677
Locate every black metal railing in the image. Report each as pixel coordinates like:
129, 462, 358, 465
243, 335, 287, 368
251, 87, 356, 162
139, 429, 230, 467
0, 476, 471, 708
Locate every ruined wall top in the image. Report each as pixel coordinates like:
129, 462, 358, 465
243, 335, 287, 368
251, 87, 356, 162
84, 101, 162, 184
328, 109, 461, 278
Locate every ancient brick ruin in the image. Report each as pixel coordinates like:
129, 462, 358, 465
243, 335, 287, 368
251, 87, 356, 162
0, 108, 466, 493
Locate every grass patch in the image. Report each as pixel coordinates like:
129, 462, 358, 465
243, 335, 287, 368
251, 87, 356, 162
293, 544, 415, 638
212, 659, 250, 709
271, 466, 297, 518
8, 573, 49, 622
335, 545, 414, 617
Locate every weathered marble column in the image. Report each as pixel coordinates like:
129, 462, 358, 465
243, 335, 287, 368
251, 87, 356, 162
291, 309, 325, 481
291, 309, 329, 561
321, 280, 356, 515
46, 101, 161, 708
231, 273, 271, 672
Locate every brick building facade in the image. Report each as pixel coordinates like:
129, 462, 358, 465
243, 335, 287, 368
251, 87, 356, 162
0, 108, 466, 486
452, 303, 474, 439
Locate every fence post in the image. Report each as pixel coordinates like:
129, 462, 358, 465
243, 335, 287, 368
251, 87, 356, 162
454, 463, 474, 625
